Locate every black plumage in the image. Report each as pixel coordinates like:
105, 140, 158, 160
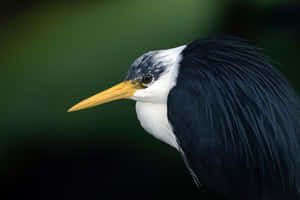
167, 36, 300, 200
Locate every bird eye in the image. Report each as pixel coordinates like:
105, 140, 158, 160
142, 74, 153, 85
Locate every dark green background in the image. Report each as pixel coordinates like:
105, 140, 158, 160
1, 1, 299, 199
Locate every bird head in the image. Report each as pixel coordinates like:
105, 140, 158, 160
68, 45, 185, 112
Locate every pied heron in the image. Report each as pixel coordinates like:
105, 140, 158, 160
68, 36, 300, 200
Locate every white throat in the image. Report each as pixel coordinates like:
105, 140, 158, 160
136, 102, 179, 149
132, 45, 186, 149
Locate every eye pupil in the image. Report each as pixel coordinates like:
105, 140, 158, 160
142, 74, 153, 84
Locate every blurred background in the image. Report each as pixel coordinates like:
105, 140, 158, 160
1, 0, 299, 199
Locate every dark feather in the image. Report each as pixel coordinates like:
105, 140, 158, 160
167, 36, 300, 200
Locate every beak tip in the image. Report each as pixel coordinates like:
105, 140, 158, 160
67, 107, 76, 112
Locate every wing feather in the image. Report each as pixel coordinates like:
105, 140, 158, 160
167, 36, 300, 199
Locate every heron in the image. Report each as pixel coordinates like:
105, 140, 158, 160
68, 36, 300, 200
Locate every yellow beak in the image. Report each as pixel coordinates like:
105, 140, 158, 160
68, 81, 142, 112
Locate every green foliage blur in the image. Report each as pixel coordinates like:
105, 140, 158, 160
1, 0, 226, 151
0, 1, 299, 198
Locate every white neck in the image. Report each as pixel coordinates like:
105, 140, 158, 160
132, 45, 186, 149
135, 102, 179, 149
